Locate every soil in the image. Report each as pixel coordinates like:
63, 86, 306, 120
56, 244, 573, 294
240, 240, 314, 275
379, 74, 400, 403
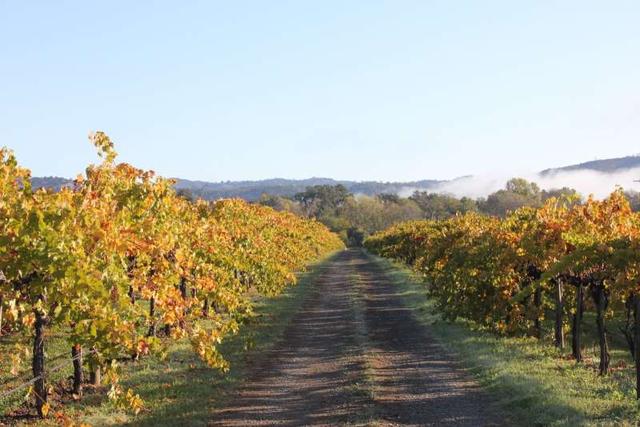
211, 249, 503, 426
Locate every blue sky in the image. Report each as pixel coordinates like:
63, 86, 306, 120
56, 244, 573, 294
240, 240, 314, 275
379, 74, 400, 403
1, 1, 639, 182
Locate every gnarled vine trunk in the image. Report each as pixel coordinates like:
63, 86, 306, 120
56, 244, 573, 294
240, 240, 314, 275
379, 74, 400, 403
179, 277, 188, 327
179, 277, 188, 299
89, 347, 101, 387
0, 271, 5, 336
202, 297, 209, 318
90, 366, 101, 387
572, 283, 584, 362
622, 294, 635, 358
591, 283, 610, 375
71, 344, 83, 396
533, 286, 543, 338
147, 296, 156, 337
128, 285, 136, 304
32, 306, 47, 417
0, 294, 4, 336
633, 296, 640, 399
553, 277, 564, 349
525, 264, 542, 338
634, 296, 640, 399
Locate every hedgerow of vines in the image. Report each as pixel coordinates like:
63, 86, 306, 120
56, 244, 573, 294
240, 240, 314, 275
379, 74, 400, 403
0, 132, 344, 419
365, 190, 640, 397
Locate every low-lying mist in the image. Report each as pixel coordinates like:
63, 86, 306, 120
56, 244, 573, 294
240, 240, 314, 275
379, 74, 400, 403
399, 168, 640, 200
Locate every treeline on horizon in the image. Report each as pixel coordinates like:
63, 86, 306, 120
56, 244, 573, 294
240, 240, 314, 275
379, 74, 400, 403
232, 178, 640, 246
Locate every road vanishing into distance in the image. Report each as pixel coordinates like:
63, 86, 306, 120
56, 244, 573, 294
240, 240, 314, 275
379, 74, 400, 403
211, 249, 502, 427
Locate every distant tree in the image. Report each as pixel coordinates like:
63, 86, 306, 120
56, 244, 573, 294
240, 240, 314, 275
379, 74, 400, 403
176, 188, 195, 202
479, 178, 542, 217
258, 194, 304, 215
541, 187, 582, 204
410, 191, 477, 220
505, 177, 540, 197
317, 214, 351, 233
377, 193, 401, 204
294, 184, 352, 218
339, 196, 422, 237
459, 197, 478, 213
347, 227, 365, 247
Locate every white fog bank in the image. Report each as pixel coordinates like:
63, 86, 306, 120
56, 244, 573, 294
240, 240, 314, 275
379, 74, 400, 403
404, 168, 640, 200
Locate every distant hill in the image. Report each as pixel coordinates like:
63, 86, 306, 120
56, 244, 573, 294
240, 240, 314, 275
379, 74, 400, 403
30, 176, 444, 201
540, 155, 640, 176
31, 154, 640, 200
31, 176, 73, 191
173, 178, 444, 200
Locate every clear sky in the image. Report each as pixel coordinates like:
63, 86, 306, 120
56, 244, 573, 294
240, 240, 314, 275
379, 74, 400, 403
1, 1, 639, 182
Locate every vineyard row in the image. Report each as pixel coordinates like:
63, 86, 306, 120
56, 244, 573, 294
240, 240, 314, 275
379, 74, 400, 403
365, 190, 640, 397
0, 132, 344, 419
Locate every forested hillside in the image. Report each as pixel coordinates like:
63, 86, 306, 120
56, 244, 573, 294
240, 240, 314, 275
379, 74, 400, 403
31, 176, 444, 201
541, 155, 640, 175
32, 154, 640, 202
258, 179, 640, 246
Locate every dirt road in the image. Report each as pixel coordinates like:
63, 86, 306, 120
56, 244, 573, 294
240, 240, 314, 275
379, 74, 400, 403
211, 249, 501, 426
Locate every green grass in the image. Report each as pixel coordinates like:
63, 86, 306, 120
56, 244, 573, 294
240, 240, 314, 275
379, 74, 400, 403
1, 252, 338, 426
1, 327, 81, 420
366, 252, 640, 427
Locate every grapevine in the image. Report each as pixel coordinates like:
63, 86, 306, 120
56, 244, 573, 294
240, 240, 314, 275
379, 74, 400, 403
0, 133, 343, 418
365, 190, 640, 396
